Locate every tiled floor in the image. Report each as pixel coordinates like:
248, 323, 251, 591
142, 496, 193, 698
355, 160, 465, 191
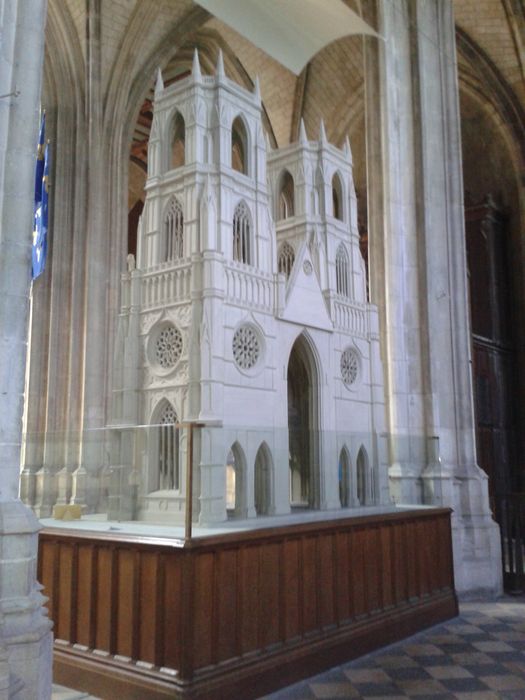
52, 598, 525, 700
51, 685, 99, 700
261, 598, 525, 699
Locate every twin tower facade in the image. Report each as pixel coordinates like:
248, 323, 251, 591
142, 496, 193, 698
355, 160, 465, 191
111, 51, 388, 524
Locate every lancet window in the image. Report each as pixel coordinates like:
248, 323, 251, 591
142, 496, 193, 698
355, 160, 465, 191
158, 402, 180, 490
171, 112, 185, 169
332, 173, 343, 221
163, 196, 184, 262
356, 447, 368, 505
232, 116, 248, 175
336, 243, 349, 296
278, 170, 295, 219
278, 242, 295, 278
233, 201, 251, 264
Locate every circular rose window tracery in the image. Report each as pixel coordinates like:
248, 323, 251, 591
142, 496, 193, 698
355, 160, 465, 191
341, 348, 359, 387
233, 325, 260, 370
155, 324, 183, 369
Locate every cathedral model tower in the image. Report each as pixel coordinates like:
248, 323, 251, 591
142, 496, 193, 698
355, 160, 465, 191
110, 51, 388, 525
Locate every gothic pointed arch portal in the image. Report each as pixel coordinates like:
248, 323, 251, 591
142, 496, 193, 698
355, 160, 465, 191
287, 333, 320, 509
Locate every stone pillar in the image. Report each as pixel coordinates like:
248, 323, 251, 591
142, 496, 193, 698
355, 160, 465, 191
74, 0, 111, 511
0, 1, 53, 698
366, 0, 501, 596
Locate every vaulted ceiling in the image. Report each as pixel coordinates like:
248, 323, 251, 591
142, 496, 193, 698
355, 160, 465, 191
46, 0, 524, 211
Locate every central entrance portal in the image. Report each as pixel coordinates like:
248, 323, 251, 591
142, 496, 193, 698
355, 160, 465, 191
287, 334, 319, 508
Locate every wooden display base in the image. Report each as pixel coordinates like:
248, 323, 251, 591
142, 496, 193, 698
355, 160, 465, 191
40, 508, 458, 699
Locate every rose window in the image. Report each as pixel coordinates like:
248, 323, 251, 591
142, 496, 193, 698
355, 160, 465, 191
233, 325, 260, 370
341, 348, 359, 386
155, 325, 183, 369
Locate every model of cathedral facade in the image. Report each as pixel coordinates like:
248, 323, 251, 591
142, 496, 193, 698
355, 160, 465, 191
110, 51, 388, 525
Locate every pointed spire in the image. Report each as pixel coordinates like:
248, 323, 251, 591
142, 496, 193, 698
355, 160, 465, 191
253, 75, 261, 103
299, 118, 307, 144
216, 49, 225, 79
319, 118, 327, 144
344, 135, 353, 164
192, 48, 202, 80
155, 67, 164, 96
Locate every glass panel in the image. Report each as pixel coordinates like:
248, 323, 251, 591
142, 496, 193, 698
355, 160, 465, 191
22, 424, 444, 540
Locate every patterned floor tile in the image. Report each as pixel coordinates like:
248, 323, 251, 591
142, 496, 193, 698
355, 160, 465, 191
439, 676, 491, 692
350, 681, 404, 696
503, 660, 525, 676
393, 678, 449, 695
426, 634, 466, 645
51, 687, 97, 700
415, 654, 454, 667
310, 681, 359, 698
384, 667, 432, 682
465, 663, 517, 677
262, 597, 525, 700
344, 668, 391, 683
444, 623, 483, 635
373, 655, 419, 669
473, 641, 516, 653
480, 674, 525, 691
451, 651, 494, 666
403, 643, 445, 657
427, 665, 473, 680
494, 632, 525, 641
452, 692, 500, 700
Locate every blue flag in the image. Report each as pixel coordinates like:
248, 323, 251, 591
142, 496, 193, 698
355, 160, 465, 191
34, 113, 45, 204
32, 115, 49, 279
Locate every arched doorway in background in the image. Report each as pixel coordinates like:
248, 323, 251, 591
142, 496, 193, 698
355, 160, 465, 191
287, 334, 320, 509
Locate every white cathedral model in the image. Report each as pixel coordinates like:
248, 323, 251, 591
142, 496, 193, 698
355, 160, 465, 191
110, 51, 389, 525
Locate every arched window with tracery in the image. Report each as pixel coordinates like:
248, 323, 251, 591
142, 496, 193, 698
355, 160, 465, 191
163, 196, 184, 262
158, 402, 180, 490
278, 241, 295, 278
336, 243, 349, 296
332, 172, 343, 221
233, 201, 251, 264
232, 116, 248, 175
278, 170, 295, 219
171, 112, 185, 169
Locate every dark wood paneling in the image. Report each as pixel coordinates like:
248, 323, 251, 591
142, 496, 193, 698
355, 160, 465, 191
95, 547, 115, 653
56, 544, 74, 640
258, 543, 280, 647
215, 548, 238, 662
116, 548, 136, 659
139, 552, 160, 665
351, 528, 366, 616
239, 545, 259, 654
162, 554, 182, 670
39, 508, 457, 700
282, 539, 300, 641
192, 552, 214, 669
76, 545, 96, 648
318, 535, 335, 627
335, 532, 350, 622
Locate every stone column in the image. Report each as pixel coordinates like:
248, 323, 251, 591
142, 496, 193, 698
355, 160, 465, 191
0, 1, 53, 698
366, 0, 501, 596
71, 0, 109, 511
